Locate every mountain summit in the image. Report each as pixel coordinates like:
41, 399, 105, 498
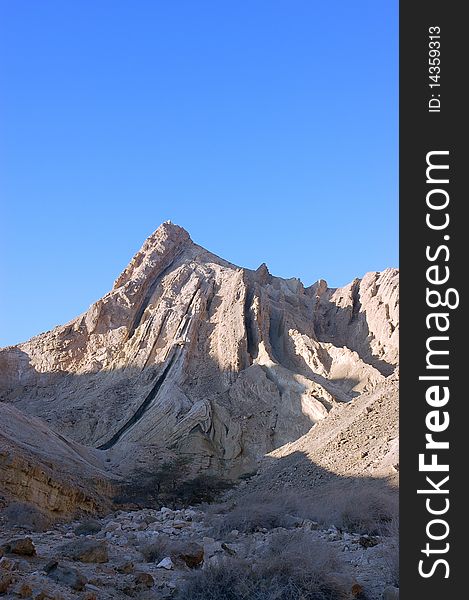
0, 223, 398, 481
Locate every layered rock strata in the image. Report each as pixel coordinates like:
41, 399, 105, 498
0, 222, 399, 478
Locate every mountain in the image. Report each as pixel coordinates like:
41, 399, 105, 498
0, 222, 399, 489
0, 223, 399, 599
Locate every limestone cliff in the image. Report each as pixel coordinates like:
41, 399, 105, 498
0, 403, 113, 515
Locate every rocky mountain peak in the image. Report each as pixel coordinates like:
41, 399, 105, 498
113, 221, 191, 290
0, 225, 399, 484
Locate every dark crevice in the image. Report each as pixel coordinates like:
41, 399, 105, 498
97, 349, 179, 450
350, 279, 362, 321
268, 307, 286, 365
204, 279, 218, 317
244, 284, 258, 361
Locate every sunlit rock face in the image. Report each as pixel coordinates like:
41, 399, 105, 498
0, 222, 398, 477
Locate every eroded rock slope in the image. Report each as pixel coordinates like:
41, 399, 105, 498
0, 222, 399, 478
0, 403, 113, 515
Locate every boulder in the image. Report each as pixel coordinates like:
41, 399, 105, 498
0, 556, 18, 570
156, 557, 173, 570
116, 560, 134, 574
134, 572, 154, 588
58, 539, 108, 563
221, 543, 236, 556
18, 582, 33, 598
170, 541, 204, 568
0, 574, 14, 594
2, 537, 36, 557
44, 561, 87, 591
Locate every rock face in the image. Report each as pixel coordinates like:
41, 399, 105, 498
0, 403, 114, 515
311, 271, 399, 375
0, 222, 399, 479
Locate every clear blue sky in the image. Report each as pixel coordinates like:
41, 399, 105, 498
0, 1, 398, 347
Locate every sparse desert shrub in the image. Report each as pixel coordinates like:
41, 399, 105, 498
209, 478, 398, 537
382, 518, 399, 586
208, 491, 299, 536
113, 457, 190, 507
302, 479, 399, 536
176, 558, 253, 600
176, 532, 351, 600
115, 459, 232, 509
2, 502, 52, 532
139, 536, 172, 562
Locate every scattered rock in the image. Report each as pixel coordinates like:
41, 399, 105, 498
0, 574, 14, 594
116, 560, 134, 574
302, 520, 319, 531
18, 582, 33, 598
170, 541, 204, 568
103, 521, 120, 533
58, 539, 109, 563
221, 542, 236, 556
156, 557, 173, 570
0, 556, 18, 570
134, 571, 154, 588
74, 519, 102, 536
44, 561, 87, 591
359, 535, 380, 548
2, 537, 36, 557
202, 537, 215, 545
34, 592, 55, 600
352, 582, 364, 597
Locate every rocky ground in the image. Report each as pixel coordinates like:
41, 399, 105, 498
0, 502, 398, 600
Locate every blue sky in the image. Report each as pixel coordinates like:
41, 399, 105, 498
0, 1, 398, 347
